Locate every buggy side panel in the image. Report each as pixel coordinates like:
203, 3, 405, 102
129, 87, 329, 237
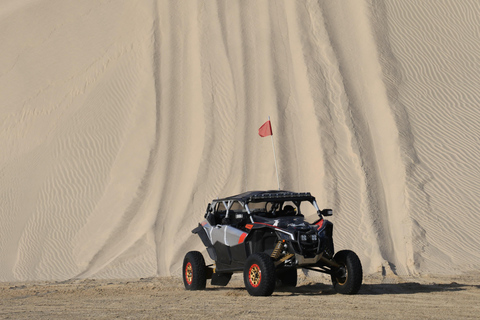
213, 242, 247, 271
209, 225, 246, 246
211, 225, 249, 272
196, 223, 249, 272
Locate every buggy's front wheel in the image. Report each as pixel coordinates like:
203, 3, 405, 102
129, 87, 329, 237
331, 250, 363, 294
243, 253, 276, 296
183, 251, 207, 290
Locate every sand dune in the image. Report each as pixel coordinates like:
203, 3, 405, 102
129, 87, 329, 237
1, 0, 480, 282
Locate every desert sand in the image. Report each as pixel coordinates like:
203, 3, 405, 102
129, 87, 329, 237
1, 0, 480, 315
1, 273, 480, 319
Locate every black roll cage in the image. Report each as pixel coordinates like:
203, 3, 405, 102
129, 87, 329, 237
206, 191, 323, 225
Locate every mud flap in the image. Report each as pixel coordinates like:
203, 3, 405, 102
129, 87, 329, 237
211, 272, 232, 286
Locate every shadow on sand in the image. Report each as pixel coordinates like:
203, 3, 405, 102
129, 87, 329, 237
204, 281, 479, 296
359, 281, 479, 295
279, 281, 479, 296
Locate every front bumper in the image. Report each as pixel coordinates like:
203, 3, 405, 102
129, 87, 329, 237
295, 252, 324, 266
295, 252, 340, 268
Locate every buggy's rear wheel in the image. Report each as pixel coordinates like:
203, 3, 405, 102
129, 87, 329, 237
331, 250, 362, 294
183, 251, 207, 290
243, 253, 276, 296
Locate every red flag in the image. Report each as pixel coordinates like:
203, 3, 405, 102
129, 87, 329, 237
258, 120, 273, 137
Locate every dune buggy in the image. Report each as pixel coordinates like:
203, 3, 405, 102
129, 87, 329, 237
183, 190, 362, 296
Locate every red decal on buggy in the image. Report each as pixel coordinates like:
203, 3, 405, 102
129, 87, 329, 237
245, 224, 253, 229
201, 221, 207, 226
316, 219, 324, 229
238, 232, 247, 244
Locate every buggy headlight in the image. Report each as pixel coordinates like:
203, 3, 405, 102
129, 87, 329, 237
300, 234, 307, 242
311, 234, 317, 241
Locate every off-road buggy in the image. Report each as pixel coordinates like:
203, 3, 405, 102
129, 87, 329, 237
183, 190, 362, 296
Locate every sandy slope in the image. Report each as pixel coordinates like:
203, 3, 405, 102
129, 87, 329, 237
1, 0, 480, 282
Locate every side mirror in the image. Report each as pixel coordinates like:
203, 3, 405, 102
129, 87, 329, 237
321, 209, 333, 216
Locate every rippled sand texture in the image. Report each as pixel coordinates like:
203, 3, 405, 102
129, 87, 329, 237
1, 0, 479, 281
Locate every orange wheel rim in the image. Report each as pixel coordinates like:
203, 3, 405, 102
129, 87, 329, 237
249, 264, 261, 287
185, 262, 193, 285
